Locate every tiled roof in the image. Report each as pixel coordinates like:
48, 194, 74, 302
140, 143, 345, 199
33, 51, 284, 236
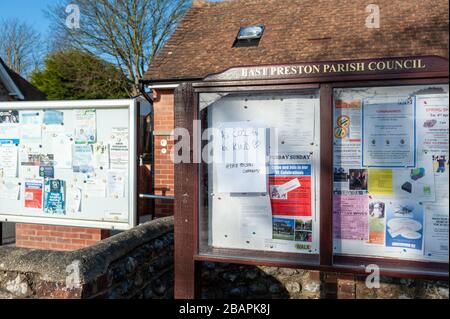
145, 0, 449, 82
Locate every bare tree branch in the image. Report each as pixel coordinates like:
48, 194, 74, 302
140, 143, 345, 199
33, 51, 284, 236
46, 0, 190, 96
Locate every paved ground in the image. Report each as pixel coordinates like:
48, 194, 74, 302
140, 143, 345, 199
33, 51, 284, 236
1, 222, 15, 245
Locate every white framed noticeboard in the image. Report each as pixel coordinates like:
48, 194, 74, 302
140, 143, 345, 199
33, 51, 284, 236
0, 98, 149, 230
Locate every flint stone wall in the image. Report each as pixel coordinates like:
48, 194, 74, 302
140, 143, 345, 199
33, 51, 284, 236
0, 217, 174, 299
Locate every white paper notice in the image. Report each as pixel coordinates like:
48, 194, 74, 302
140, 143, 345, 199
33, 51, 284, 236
66, 185, 82, 213
106, 170, 125, 198
0, 178, 21, 200
362, 97, 415, 167
239, 195, 273, 239
19, 111, 43, 146
84, 177, 106, 198
110, 127, 129, 170
74, 109, 96, 144
72, 145, 94, 173
424, 203, 449, 260
0, 144, 18, 177
43, 127, 73, 168
214, 122, 268, 193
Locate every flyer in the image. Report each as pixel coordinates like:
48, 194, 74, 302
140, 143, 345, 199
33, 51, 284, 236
106, 170, 125, 198
44, 179, 66, 214
72, 145, 94, 173
424, 203, 449, 259
368, 169, 393, 195
268, 153, 312, 217
19, 111, 43, 146
23, 179, 44, 210
367, 198, 386, 245
110, 127, 129, 170
362, 97, 415, 167
43, 130, 73, 169
214, 122, 267, 193
0, 178, 21, 200
416, 94, 449, 154
74, 109, 96, 144
385, 200, 424, 250
0, 144, 18, 178
333, 193, 368, 241
0, 111, 20, 144
392, 155, 436, 201
93, 143, 110, 169
238, 195, 272, 239
333, 100, 362, 167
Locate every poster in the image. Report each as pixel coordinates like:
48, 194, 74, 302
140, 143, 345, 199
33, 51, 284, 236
0, 144, 18, 178
0, 178, 21, 200
106, 170, 125, 198
268, 153, 312, 217
44, 179, 66, 214
110, 127, 129, 170
367, 198, 386, 245
424, 203, 449, 259
333, 193, 368, 241
0, 111, 20, 144
72, 144, 94, 173
333, 100, 362, 166
362, 97, 415, 167
416, 94, 449, 154
385, 200, 424, 250
74, 109, 96, 144
23, 179, 44, 210
214, 122, 267, 193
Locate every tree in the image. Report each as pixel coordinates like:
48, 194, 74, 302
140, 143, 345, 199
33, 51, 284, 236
47, 0, 191, 95
30, 50, 131, 100
0, 19, 44, 77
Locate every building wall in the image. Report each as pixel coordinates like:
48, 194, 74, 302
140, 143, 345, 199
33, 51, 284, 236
152, 89, 175, 217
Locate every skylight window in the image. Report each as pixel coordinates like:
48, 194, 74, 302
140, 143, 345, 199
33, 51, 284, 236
233, 24, 264, 47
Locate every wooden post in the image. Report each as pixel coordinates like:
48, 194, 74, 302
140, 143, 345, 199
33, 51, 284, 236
319, 83, 333, 266
174, 83, 199, 298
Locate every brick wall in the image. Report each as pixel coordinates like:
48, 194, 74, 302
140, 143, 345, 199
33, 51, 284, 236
16, 224, 110, 251
152, 89, 175, 217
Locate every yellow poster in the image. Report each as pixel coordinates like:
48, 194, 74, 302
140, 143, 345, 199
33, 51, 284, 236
368, 169, 393, 195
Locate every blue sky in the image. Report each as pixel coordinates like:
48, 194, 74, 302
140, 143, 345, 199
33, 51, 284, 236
0, 0, 57, 36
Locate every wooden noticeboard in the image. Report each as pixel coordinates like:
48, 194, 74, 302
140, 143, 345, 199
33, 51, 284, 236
174, 56, 450, 299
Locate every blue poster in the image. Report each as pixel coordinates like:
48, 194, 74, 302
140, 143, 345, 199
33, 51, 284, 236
385, 200, 423, 250
43, 110, 64, 125
44, 179, 66, 214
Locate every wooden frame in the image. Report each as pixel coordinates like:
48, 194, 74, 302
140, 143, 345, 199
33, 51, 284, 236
174, 56, 449, 299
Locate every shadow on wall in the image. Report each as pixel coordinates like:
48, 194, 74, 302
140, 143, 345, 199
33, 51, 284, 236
200, 262, 321, 299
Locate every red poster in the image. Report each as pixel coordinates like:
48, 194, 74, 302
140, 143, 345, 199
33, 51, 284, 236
24, 180, 44, 210
269, 163, 312, 217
